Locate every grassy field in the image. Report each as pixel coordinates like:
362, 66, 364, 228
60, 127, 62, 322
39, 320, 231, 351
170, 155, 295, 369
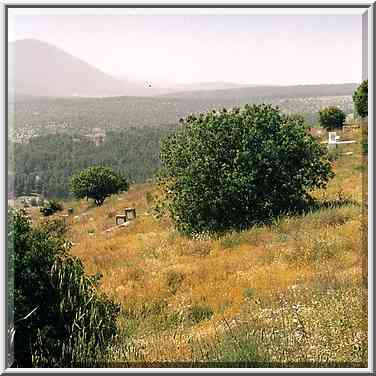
33, 125, 368, 367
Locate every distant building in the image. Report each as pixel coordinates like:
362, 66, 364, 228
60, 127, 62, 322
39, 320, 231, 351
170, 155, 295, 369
85, 128, 106, 146
93, 133, 105, 146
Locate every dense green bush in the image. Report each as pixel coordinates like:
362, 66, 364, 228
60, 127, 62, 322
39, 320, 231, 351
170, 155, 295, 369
362, 126, 368, 155
318, 106, 346, 131
9, 209, 120, 367
39, 200, 63, 216
159, 104, 333, 234
70, 166, 128, 206
353, 80, 368, 118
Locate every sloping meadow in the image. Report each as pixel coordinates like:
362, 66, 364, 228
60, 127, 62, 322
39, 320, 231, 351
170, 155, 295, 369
52, 127, 367, 367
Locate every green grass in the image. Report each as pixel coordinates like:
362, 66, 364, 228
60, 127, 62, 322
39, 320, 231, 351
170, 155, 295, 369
188, 305, 214, 324
190, 323, 269, 366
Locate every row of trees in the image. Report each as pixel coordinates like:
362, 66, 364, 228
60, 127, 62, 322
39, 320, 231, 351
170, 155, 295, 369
318, 79, 368, 130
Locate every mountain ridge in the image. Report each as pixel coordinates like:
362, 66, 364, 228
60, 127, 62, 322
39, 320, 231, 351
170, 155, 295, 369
9, 38, 128, 97
9, 39, 358, 100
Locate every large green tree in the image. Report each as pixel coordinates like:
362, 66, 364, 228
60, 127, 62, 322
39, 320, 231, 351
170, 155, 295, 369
69, 166, 128, 206
318, 106, 346, 131
159, 104, 333, 234
353, 80, 368, 118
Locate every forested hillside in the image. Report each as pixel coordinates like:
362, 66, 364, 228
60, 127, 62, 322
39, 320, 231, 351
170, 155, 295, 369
9, 88, 354, 143
10, 126, 175, 198
8, 82, 357, 199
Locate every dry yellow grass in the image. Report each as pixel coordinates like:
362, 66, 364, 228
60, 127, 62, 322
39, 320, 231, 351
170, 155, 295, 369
35, 127, 367, 366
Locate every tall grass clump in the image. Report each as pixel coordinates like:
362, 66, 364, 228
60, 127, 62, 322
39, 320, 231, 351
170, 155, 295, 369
9, 209, 120, 367
191, 324, 268, 366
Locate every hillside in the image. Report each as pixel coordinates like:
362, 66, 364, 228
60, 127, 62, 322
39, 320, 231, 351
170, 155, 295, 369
161, 83, 358, 100
8, 39, 128, 97
30, 125, 367, 366
10, 96, 355, 200
168, 81, 257, 92
10, 127, 176, 198
10, 91, 354, 144
115, 79, 254, 96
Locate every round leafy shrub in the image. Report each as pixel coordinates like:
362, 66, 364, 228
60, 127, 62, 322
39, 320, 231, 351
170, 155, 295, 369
159, 104, 333, 234
353, 80, 368, 118
69, 166, 128, 206
39, 200, 63, 217
318, 106, 346, 131
8, 209, 120, 367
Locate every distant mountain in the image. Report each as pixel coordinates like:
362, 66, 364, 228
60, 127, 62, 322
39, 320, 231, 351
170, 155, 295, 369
8, 39, 257, 98
162, 83, 359, 100
8, 39, 128, 97
9, 39, 355, 102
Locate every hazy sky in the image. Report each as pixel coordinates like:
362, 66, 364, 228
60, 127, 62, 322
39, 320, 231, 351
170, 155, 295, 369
8, 11, 363, 85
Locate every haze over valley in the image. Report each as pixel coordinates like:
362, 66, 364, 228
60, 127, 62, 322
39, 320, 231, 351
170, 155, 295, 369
9, 39, 357, 144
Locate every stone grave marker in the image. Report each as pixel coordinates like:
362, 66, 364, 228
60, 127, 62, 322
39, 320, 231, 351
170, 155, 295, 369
327, 131, 356, 149
125, 208, 136, 220
328, 131, 337, 143
115, 215, 127, 226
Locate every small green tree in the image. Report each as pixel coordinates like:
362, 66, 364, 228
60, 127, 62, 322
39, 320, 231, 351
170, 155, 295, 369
9, 209, 120, 367
353, 80, 368, 118
159, 104, 334, 234
69, 166, 128, 206
318, 106, 346, 131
